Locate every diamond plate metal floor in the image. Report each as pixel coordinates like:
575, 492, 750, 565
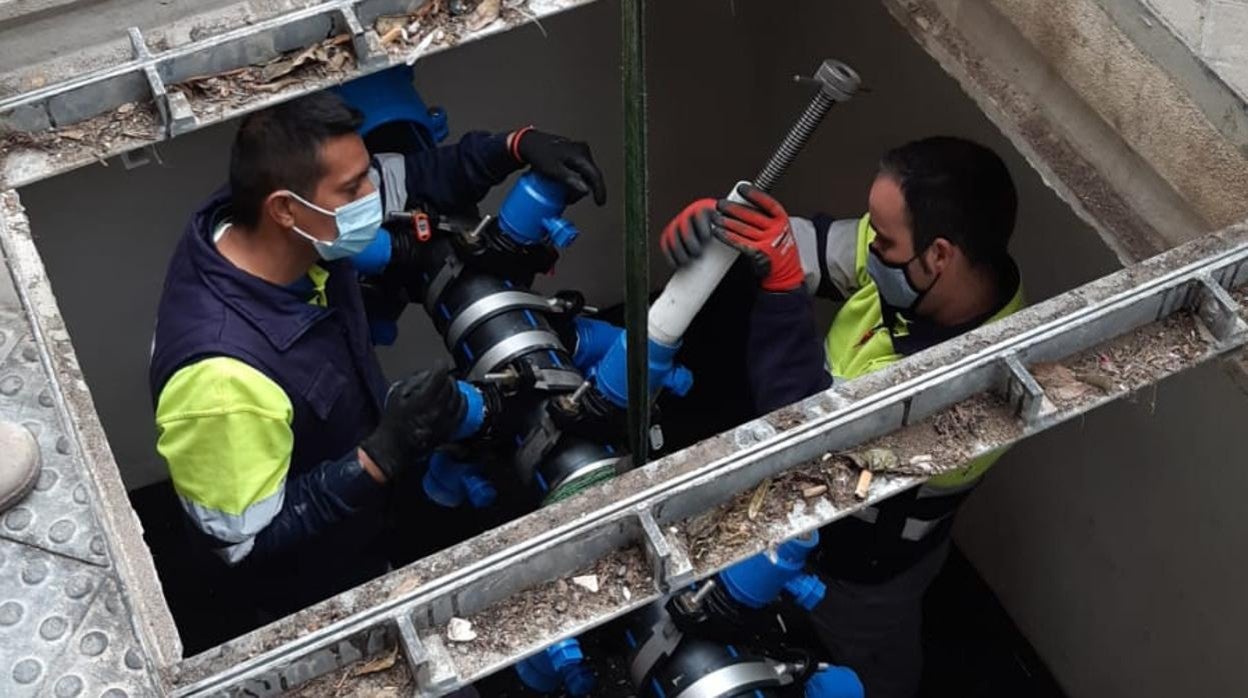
0, 191, 163, 697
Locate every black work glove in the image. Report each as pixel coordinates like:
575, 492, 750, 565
514, 129, 608, 206
361, 368, 466, 481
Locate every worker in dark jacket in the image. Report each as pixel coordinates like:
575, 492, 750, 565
149, 91, 605, 627
660, 136, 1023, 697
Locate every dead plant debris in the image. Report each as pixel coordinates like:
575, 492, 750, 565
286, 654, 413, 698
374, 0, 538, 64
453, 545, 651, 678
1033, 312, 1208, 411
0, 101, 159, 165
171, 33, 356, 117
678, 392, 1020, 572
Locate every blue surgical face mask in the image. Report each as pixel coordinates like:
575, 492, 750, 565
867, 245, 938, 311
284, 189, 382, 261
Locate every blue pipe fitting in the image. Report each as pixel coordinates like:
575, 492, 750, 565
719, 530, 823, 610
498, 173, 580, 249
422, 451, 497, 509
451, 381, 487, 441
571, 317, 624, 371
805, 666, 864, 698
591, 333, 694, 409
333, 65, 449, 143
783, 573, 827, 611
515, 639, 595, 696
350, 228, 393, 276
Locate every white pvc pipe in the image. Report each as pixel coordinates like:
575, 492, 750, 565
647, 182, 750, 346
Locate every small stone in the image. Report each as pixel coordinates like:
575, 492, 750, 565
554, 600, 568, 614
117, 103, 136, 115
616, 565, 627, 578
571, 575, 599, 593
446, 617, 476, 643
622, 587, 632, 602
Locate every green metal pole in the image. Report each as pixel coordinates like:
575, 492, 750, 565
621, 0, 650, 465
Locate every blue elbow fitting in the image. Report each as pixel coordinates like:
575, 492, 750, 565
592, 333, 694, 409
422, 451, 497, 509
719, 530, 823, 610
451, 381, 486, 441
805, 666, 864, 698
515, 639, 595, 696
571, 317, 624, 371
498, 173, 580, 248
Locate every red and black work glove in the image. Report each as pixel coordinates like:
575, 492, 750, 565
714, 183, 804, 292
659, 198, 718, 269
361, 367, 466, 481
511, 127, 608, 206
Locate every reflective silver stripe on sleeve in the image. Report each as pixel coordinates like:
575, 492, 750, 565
792, 216, 821, 295
176, 484, 285, 546
371, 153, 409, 215
823, 218, 860, 298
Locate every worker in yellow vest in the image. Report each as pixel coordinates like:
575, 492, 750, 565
661, 136, 1024, 697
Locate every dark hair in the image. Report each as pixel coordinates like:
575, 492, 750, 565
228, 92, 364, 228
879, 136, 1017, 267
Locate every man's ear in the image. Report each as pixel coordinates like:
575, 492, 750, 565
264, 191, 297, 229
926, 237, 957, 274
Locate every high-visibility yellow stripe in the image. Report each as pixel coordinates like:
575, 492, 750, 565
156, 357, 293, 525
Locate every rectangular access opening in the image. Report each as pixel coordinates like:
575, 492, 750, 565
9, 0, 1242, 696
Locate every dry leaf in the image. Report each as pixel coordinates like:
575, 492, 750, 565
352, 646, 398, 676
468, 0, 502, 31
747, 479, 771, 521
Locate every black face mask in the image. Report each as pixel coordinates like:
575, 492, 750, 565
867, 244, 940, 311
